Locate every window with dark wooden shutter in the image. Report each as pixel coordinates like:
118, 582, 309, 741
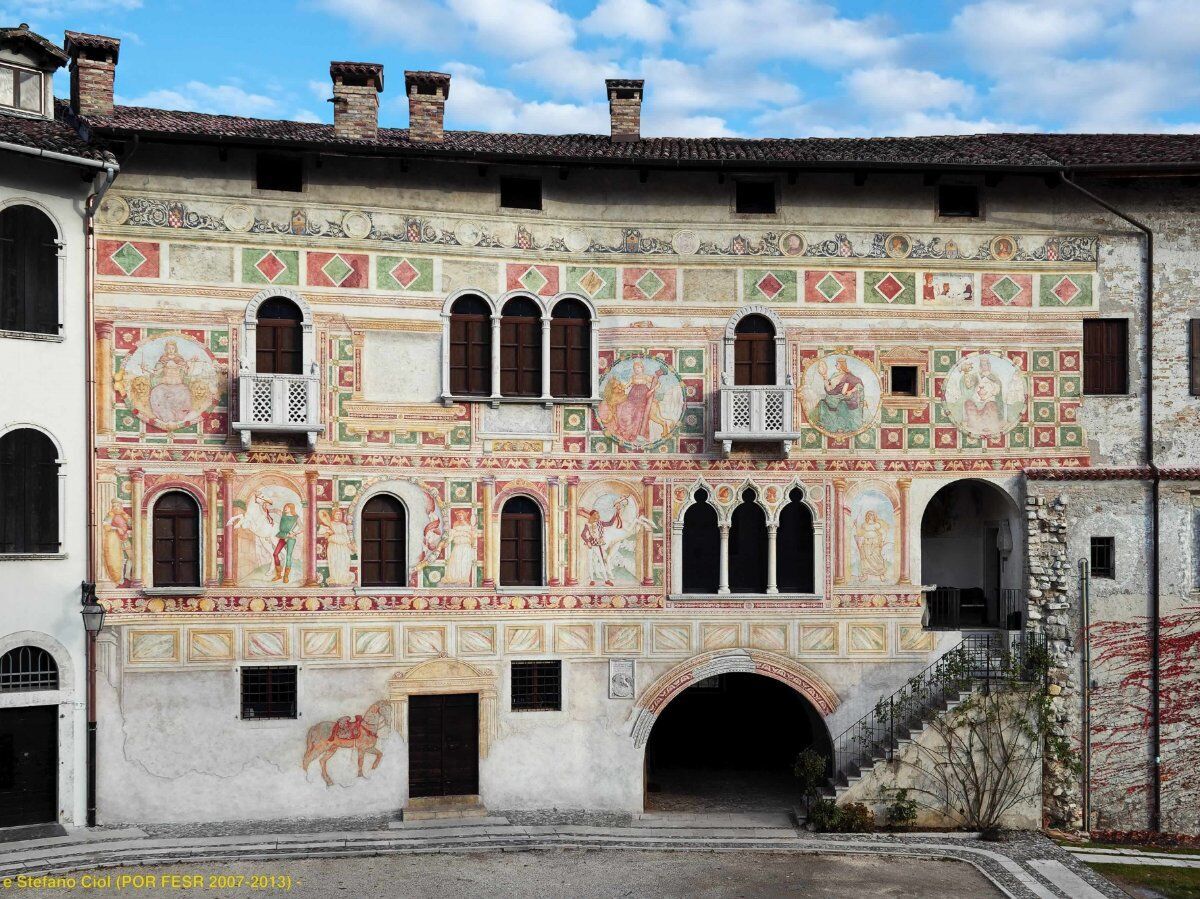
255, 297, 303, 375
550, 299, 590, 398
733, 314, 776, 386
500, 298, 542, 397
1083, 319, 1128, 395
0, 429, 58, 555
500, 496, 542, 587
0, 205, 58, 335
152, 492, 200, 587
361, 494, 406, 587
1191, 320, 1200, 397
449, 295, 492, 396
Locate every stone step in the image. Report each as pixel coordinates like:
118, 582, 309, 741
388, 816, 510, 830
399, 794, 489, 822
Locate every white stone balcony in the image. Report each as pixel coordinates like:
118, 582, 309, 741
714, 384, 800, 454
232, 370, 324, 450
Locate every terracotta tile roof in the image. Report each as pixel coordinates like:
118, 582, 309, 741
0, 24, 68, 66
69, 103, 1200, 172
63, 30, 120, 63
0, 107, 110, 163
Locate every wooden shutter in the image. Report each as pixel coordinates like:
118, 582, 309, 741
1083, 319, 1128, 395
500, 497, 542, 587
450, 309, 491, 396
0, 206, 57, 335
1191, 320, 1200, 396
734, 333, 775, 385
0, 430, 58, 554
255, 298, 303, 375
152, 493, 200, 587
550, 318, 590, 397
500, 306, 541, 397
361, 495, 406, 587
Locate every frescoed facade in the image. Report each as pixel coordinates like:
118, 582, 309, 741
8, 29, 1189, 836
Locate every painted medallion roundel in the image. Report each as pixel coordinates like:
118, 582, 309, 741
941, 352, 1028, 438
597, 355, 685, 449
800, 353, 882, 438
120, 333, 220, 430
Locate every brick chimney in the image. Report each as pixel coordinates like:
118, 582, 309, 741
64, 30, 120, 118
330, 61, 383, 140
606, 79, 643, 142
405, 71, 450, 144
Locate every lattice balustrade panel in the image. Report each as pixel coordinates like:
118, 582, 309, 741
730, 391, 752, 430
251, 379, 274, 423
286, 380, 308, 424
764, 391, 785, 432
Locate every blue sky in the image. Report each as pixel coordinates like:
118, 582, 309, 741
8, 0, 1200, 137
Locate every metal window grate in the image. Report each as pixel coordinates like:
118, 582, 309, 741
240, 666, 298, 719
511, 660, 561, 711
1090, 536, 1116, 579
0, 646, 59, 692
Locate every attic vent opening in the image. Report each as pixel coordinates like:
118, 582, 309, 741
500, 177, 542, 211
938, 184, 980, 218
256, 153, 303, 193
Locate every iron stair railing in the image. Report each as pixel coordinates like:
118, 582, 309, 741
831, 630, 1045, 788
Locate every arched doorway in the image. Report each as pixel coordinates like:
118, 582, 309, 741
920, 479, 1024, 630
644, 672, 832, 813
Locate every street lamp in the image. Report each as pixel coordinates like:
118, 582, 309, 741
80, 581, 105, 633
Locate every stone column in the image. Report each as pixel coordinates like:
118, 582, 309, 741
565, 477, 579, 586
641, 477, 655, 586
305, 470, 320, 586
540, 316, 552, 401
94, 321, 114, 436
221, 470, 237, 586
832, 478, 847, 585
671, 522, 684, 595
95, 473, 118, 586
766, 523, 779, 594
897, 477, 911, 585
718, 524, 731, 595
481, 477, 496, 588
130, 469, 145, 587
547, 477, 560, 586
204, 470, 219, 585
351, 331, 365, 396
490, 317, 502, 400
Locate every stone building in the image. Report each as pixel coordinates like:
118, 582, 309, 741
2, 24, 1195, 834
0, 25, 117, 831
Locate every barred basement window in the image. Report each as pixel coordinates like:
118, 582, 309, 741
0, 646, 58, 692
938, 184, 980, 218
255, 153, 303, 192
735, 180, 775, 214
889, 365, 919, 396
511, 660, 561, 711
241, 666, 297, 719
500, 177, 542, 211
1090, 536, 1115, 579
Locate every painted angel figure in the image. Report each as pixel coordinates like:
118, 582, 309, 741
318, 505, 355, 587
853, 510, 892, 582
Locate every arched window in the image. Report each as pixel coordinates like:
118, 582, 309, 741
550, 298, 591, 398
449, 294, 492, 396
681, 489, 720, 594
729, 489, 767, 593
0, 646, 59, 692
777, 488, 815, 593
733, 314, 776, 386
0, 429, 58, 555
361, 494, 407, 587
255, 296, 303, 375
152, 492, 200, 587
500, 496, 542, 587
500, 297, 542, 397
0, 205, 58, 335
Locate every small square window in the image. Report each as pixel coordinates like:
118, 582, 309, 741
241, 666, 297, 719
938, 184, 980, 218
500, 177, 542, 210
0, 63, 42, 115
511, 660, 561, 711
889, 365, 919, 396
735, 180, 776, 214
255, 153, 303, 192
1090, 537, 1115, 579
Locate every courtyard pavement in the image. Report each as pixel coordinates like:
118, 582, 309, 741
0, 814, 1124, 899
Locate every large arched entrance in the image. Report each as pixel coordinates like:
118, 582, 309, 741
643, 672, 832, 813
920, 479, 1024, 631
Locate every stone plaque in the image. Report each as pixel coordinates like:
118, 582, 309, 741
609, 659, 635, 699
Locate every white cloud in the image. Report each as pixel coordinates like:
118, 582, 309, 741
447, 0, 576, 57
308, 0, 446, 45
118, 82, 281, 117
509, 47, 623, 100
844, 67, 975, 113
951, 0, 1108, 72
581, 0, 671, 43
432, 62, 608, 133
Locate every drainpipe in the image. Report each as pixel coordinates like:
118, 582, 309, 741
1058, 172, 1159, 833
83, 159, 118, 828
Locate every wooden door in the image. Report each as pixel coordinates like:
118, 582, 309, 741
0, 705, 57, 827
499, 498, 542, 587
408, 694, 479, 798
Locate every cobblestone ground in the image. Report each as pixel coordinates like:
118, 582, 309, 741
11, 850, 1004, 898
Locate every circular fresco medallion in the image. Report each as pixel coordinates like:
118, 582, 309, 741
596, 354, 685, 450
672, 229, 700, 256
990, 235, 1018, 261
800, 352, 883, 439
222, 204, 254, 233
120, 333, 220, 430
454, 221, 482, 248
342, 210, 372, 239
941, 352, 1027, 437
884, 232, 912, 259
565, 227, 590, 253
779, 231, 806, 257
97, 195, 129, 227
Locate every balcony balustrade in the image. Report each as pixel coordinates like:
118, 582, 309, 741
232, 369, 323, 450
714, 384, 800, 454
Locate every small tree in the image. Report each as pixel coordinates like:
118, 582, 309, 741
793, 748, 828, 814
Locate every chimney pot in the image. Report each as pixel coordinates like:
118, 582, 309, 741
404, 70, 451, 144
329, 61, 383, 140
606, 78, 643, 143
64, 30, 120, 118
